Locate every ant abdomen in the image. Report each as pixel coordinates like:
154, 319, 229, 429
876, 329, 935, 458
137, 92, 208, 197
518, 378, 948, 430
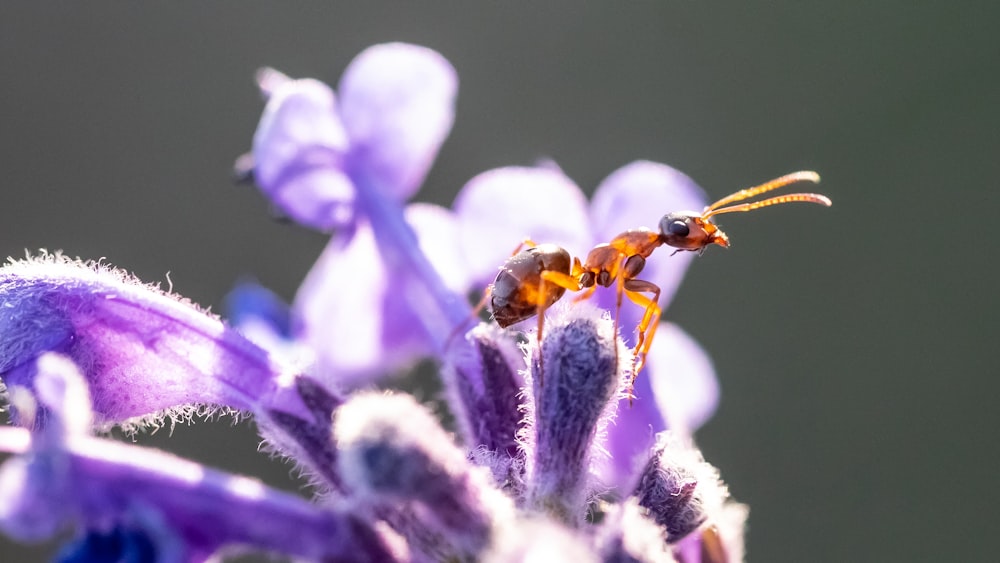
490, 244, 572, 328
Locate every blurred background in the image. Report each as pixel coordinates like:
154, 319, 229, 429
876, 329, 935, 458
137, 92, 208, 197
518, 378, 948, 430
1, 3, 996, 561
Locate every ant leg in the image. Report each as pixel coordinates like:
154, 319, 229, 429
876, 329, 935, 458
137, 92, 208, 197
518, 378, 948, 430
444, 286, 492, 351
538, 270, 584, 295
535, 281, 546, 383
572, 284, 597, 303
622, 279, 661, 400
535, 271, 585, 384
515, 238, 539, 253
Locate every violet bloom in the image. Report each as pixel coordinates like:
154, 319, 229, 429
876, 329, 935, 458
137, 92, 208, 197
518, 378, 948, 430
0, 42, 749, 561
451, 163, 721, 487
244, 45, 719, 485
243, 42, 470, 388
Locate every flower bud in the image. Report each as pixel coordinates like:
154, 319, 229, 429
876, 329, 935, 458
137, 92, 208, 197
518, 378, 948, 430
523, 303, 630, 523
335, 391, 513, 557
633, 434, 729, 542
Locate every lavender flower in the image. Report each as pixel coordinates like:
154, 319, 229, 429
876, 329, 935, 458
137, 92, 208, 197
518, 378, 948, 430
451, 163, 722, 488
0, 42, 753, 562
0, 354, 404, 562
242, 42, 469, 387
0, 254, 306, 427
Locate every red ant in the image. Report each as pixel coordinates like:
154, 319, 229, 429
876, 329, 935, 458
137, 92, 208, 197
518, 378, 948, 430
487, 171, 831, 394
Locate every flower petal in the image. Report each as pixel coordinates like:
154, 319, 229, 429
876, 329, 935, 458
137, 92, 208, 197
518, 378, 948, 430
601, 323, 718, 490
0, 431, 403, 560
0, 255, 298, 425
454, 166, 592, 285
293, 226, 421, 385
647, 323, 719, 434
339, 43, 457, 199
252, 77, 354, 230
293, 204, 463, 386
590, 161, 708, 309
405, 203, 470, 294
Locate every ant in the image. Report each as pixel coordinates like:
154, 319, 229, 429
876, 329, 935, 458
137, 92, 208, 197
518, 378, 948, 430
487, 170, 831, 395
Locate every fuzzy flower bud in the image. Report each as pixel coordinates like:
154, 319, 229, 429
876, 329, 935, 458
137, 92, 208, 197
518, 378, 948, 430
633, 433, 729, 543
523, 303, 629, 523
445, 322, 526, 490
334, 391, 513, 558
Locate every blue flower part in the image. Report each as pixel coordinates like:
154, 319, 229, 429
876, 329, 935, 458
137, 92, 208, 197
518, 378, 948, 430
223, 278, 292, 339
56, 526, 160, 563
0, 255, 309, 426
334, 391, 514, 559
522, 303, 629, 523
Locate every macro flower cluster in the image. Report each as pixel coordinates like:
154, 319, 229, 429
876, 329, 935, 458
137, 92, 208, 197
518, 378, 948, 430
0, 43, 746, 562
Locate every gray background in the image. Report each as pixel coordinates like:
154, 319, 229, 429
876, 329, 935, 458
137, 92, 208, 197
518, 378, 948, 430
1, 3, 997, 561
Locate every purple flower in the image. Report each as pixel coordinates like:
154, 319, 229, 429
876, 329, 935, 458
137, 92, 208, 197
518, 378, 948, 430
0, 42, 755, 562
250, 43, 456, 232
0, 354, 404, 562
241, 42, 470, 389
452, 163, 721, 487
0, 254, 309, 427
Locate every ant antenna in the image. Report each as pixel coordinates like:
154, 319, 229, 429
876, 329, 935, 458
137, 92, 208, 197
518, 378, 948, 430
702, 171, 830, 219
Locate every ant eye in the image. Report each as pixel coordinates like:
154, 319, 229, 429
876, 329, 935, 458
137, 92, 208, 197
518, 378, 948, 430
667, 220, 690, 237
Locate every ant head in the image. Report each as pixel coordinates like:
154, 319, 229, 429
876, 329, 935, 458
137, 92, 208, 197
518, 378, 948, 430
658, 171, 830, 253
658, 211, 730, 252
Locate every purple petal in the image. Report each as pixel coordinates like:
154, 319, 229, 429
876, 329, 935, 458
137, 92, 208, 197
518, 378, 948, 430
293, 204, 462, 385
601, 323, 718, 490
454, 166, 592, 285
647, 323, 719, 434
590, 161, 708, 309
293, 225, 426, 385
0, 430, 403, 560
405, 203, 470, 294
338, 43, 457, 199
252, 77, 355, 230
0, 256, 301, 425
602, 367, 661, 491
